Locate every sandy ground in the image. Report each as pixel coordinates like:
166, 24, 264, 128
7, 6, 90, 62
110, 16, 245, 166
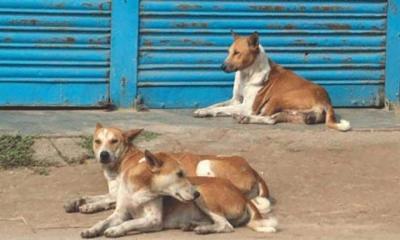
0, 121, 399, 240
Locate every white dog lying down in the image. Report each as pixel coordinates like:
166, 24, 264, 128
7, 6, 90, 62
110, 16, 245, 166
80, 150, 277, 238
64, 124, 272, 215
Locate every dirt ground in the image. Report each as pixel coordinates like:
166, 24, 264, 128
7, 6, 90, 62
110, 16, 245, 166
0, 123, 400, 240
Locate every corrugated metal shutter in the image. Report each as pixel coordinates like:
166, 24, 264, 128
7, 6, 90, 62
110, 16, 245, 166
0, 0, 111, 107
138, 0, 386, 108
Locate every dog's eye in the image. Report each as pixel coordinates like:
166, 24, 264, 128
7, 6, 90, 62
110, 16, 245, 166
233, 50, 239, 55
94, 139, 101, 144
177, 171, 184, 178
111, 139, 118, 144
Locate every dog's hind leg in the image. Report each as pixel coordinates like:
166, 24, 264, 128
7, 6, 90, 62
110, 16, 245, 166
236, 108, 324, 125
193, 210, 234, 234
234, 114, 277, 125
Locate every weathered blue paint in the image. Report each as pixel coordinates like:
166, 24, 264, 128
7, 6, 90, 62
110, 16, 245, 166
0, 0, 111, 107
110, 0, 139, 108
138, 84, 384, 109
385, 0, 400, 104
138, 0, 388, 108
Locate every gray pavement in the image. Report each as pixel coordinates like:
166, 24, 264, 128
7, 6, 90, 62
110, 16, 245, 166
0, 108, 399, 136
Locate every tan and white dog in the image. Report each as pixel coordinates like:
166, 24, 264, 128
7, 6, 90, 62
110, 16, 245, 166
193, 32, 351, 132
64, 124, 271, 215
80, 150, 277, 238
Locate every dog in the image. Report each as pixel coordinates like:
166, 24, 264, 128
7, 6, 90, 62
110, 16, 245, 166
80, 150, 277, 238
193, 31, 351, 132
64, 123, 271, 214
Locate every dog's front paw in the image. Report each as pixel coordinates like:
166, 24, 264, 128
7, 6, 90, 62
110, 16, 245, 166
194, 226, 211, 235
79, 204, 98, 214
81, 228, 101, 238
64, 198, 86, 213
104, 227, 125, 238
233, 114, 250, 124
193, 109, 211, 118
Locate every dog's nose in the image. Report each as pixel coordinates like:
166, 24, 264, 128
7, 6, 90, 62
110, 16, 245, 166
99, 151, 110, 164
220, 63, 227, 71
193, 191, 200, 199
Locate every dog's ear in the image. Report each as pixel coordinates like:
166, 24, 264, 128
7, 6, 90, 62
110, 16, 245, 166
144, 150, 163, 172
123, 129, 143, 142
247, 31, 259, 47
95, 122, 103, 131
231, 30, 239, 40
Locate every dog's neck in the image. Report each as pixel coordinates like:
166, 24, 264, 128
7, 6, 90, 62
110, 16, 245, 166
102, 143, 143, 179
239, 45, 271, 85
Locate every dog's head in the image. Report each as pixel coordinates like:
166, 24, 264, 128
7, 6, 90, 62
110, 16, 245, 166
93, 123, 143, 168
143, 150, 200, 202
221, 31, 260, 73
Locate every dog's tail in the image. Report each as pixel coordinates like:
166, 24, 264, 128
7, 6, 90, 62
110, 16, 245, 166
246, 201, 277, 233
325, 104, 351, 132
250, 170, 271, 214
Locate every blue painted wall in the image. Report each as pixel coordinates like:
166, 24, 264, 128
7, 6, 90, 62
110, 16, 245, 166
137, 0, 390, 108
0, 0, 399, 108
0, 0, 111, 107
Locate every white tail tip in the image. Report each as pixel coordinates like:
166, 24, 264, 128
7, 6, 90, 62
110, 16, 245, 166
337, 119, 351, 132
251, 197, 271, 214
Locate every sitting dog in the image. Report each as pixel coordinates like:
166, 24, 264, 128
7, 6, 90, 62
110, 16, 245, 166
64, 123, 271, 214
80, 150, 277, 238
193, 31, 351, 132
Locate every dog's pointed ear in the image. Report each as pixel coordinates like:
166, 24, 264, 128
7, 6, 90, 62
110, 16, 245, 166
144, 150, 163, 172
123, 129, 143, 142
95, 123, 103, 131
231, 29, 239, 40
247, 31, 259, 47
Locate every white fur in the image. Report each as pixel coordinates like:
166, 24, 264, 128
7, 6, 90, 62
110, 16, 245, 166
193, 45, 271, 117
251, 217, 278, 233
336, 119, 351, 132
196, 160, 215, 177
251, 196, 271, 214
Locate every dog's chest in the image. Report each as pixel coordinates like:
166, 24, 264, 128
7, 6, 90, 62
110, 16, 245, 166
238, 74, 264, 105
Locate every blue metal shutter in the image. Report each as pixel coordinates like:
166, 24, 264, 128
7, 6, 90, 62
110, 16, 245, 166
0, 0, 111, 107
138, 1, 386, 108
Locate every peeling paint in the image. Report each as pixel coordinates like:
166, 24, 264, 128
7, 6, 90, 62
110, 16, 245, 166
326, 24, 351, 30
182, 38, 213, 46
249, 5, 285, 11
177, 4, 202, 11
10, 19, 38, 25
65, 37, 75, 43
284, 24, 295, 30
313, 6, 347, 12
143, 40, 152, 47
176, 22, 208, 28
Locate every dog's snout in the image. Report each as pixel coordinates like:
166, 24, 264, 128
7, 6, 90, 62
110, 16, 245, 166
193, 191, 200, 199
100, 151, 110, 164
220, 63, 227, 71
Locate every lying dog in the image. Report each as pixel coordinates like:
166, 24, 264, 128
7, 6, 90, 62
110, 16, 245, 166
193, 32, 351, 132
64, 123, 271, 214
81, 150, 277, 238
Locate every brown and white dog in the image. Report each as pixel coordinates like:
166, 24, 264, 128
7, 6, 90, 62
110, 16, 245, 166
193, 32, 351, 132
80, 150, 277, 238
64, 124, 271, 215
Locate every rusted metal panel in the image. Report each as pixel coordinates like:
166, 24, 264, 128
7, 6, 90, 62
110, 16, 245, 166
138, 0, 387, 108
0, 0, 111, 107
